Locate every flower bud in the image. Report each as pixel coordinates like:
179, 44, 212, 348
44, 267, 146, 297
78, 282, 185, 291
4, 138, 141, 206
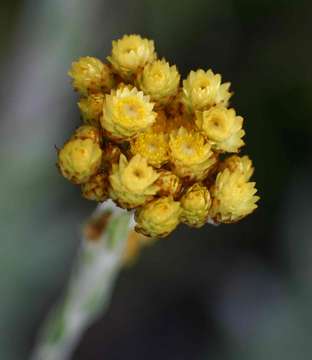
219, 155, 254, 181
135, 197, 182, 238
155, 170, 182, 198
209, 168, 259, 223
78, 93, 105, 126
109, 154, 159, 208
58, 138, 102, 184
81, 173, 109, 202
136, 59, 180, 105
108, 34, 156, 79
72, 125, 101, 145
195, 106, 245, 152
182, 69, 232, 112
68, 57, 114, 95
180, 183, 211, 227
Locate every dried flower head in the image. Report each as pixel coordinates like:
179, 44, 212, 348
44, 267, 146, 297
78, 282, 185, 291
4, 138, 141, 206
58, 34, 259, 242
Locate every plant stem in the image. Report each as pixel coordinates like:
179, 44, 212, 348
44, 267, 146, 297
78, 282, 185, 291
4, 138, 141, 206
31, 200, 132, 360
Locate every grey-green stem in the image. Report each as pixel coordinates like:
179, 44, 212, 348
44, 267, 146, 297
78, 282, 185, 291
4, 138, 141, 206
31, 200, 132, 360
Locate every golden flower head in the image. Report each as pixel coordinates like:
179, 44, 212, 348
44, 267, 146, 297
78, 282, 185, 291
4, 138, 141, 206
130, 131, 169, 168
59, 34, 260, 240
195, 106, 245, 152
78, 93, 105, 126
58, 138, 102, 184
180, 183, 211, 228
101, 86, 156, 141
81, 173, 109, 202
136, 59, 180, 105
135, 197, 182, 238
169, 127, 216, 180
108, 154, 159, 208
182, 69, 232, 112
155, 170, 182, 198
68, 57, 114, 95
72, 124, 101, 145
219, 155, 254, 181
210, 167, 259, 223
108, 34, 156, 79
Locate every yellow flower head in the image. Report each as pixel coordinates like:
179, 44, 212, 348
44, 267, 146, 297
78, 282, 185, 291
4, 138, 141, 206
108, 34, 156, 79
59, 34, 260, 239
78, 93, 105, 126
136, 59, 180, 104
109, 154, 159, 208
182, 69, 232, 112
169, 127, 216, 180
58, 138, 102, 184
180, 183, 211, 227
195, 106, 245, 152
210, 167, 259, 223
81, 173, 109, 202
72, 125, 101, 145
130, 131, 169, 168
135, 197, 182, 238
219, 155, 254, 181
155, 170, 182, 198
68, 57, 114, 95
101, 86, 156, 141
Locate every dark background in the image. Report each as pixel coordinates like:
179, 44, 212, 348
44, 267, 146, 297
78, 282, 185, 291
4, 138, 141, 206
1, 0, 312, 359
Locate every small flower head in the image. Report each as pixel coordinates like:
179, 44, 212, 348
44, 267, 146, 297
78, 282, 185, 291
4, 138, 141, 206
109, 154, 159, 208
78, 93, 105, 126
136, 59, 180, 105
130, 131, 169, 168
135, 197, 182, 238
182, 69, 232, 112
155, 170, 182, 198
58, 138, 102, 184
180, 183, 211, 228
169, 127, 216, 180
108, 34, 156, 79
68, 57, 114, 95
72, 125, 101, 145
101, 86, 156, 141
81, 173, 109, 202
195, 106, 245, 152
210, 167, 259, 223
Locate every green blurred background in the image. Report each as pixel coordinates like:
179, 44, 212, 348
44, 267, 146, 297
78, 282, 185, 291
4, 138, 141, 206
1, 0, 312, 359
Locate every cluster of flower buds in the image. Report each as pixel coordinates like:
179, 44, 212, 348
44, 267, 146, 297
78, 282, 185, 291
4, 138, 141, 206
58, 34, 259, 239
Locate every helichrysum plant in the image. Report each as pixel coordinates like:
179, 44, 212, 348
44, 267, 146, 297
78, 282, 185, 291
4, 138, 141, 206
59, 33, 259, 242
33, 34, 260, 360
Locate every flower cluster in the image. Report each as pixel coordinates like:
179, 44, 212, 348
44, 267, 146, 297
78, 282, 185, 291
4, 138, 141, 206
58, 34, 259, 240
